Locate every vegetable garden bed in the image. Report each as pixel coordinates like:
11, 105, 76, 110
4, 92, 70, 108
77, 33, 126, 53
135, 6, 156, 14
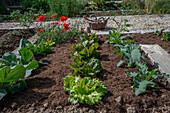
0, 32, 169, 113
0, 29, 35, 57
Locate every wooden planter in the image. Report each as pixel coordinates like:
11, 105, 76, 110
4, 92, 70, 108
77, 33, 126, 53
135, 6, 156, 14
83, 16, 110, 30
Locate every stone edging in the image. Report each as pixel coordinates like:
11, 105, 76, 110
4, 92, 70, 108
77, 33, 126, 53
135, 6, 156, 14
95, 29, 170, 35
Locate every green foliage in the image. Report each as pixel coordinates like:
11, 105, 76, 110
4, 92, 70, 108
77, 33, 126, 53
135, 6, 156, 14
70, 33, 100, 59
10, 7, 37, 29
21, 0, 50, 12
12, 30, 21, 36
0, 0, 7, 14
37, 22, 81, 44
161, 33, 170, 41
19, 39, 54, 56
70, 57, 102, 76
154, 29, 165, 36
126, 63, 169, 95
121, 0, 170, 15
44, 41, 55, 47
0, 65, 26, 99
64, 73, 107, 105
48, 0, 88, 17
10, 10, 22, 22
71, 42, 101, 59
78, 33, 99, 44
115, 44, 147, 67
0, 49, 39, 78
92, 0, 106, 7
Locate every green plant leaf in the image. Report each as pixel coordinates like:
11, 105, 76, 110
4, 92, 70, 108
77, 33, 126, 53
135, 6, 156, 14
133, 78, 155, 96
19, 48, 34, 64
2, 52, 17, 65
24, 60, 39, 70
0, 89, 7, 100
117, 60, 125, 67
8, 80, 26, 94
3, 65, 26, 83
64, 74, 107, 105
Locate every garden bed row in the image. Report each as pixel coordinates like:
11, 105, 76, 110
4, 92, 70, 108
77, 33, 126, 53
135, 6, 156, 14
0, 31, 169, 112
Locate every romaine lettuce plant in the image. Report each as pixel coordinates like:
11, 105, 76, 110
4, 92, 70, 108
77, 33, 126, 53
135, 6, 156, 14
78, 33, 98, 44
64, 73, 107, 105
126, 63, 169, 95
69, 57, 102, 76
70, 42, 101, 59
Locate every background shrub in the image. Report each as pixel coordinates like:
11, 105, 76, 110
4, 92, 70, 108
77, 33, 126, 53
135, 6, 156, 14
121, 0, 170, 14
21, 0, 50, 12
48, 0, 88, 17
0, 0, 7, 14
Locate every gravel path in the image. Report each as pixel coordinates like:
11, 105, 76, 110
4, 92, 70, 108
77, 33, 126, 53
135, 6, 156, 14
0, 14, 170, 33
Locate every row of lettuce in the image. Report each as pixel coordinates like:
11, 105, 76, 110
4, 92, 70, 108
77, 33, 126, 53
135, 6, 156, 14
0, 38, 53, 100
0, 14, 169, 105
64, 33, 107, 105
106, 16, 169, 96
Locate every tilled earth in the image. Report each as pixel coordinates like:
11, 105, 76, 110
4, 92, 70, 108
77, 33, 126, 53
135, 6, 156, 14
0, 33, 170, 113
0, 29, 35, 57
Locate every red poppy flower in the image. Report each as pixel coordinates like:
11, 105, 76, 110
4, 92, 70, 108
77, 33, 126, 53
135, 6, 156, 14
51, 22, 59, 25
38, 28, 42, 33
34, 43, 38, 45
51, 15, 57, 18
36, 15, 45, 22
59, 16, 68, 22
63, 24, 69, 30
46, 38, 51, 41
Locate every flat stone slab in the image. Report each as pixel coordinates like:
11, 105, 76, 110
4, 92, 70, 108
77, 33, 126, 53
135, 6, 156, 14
140, 44, 170, 83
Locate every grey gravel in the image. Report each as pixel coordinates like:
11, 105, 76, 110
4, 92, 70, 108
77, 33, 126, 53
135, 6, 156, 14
0, 15, 169, 34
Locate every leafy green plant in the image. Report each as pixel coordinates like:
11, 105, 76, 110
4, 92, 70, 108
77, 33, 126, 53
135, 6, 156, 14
92, 0, 106, 7
112, 15, 130, 32
19, 7, 36, 29
115, 43, 147, 67
32, 0, 50, 12
154, 29, 165, 36
161, 33, 170, 41
89, 4, 98, 11
126, 63, 169, 95
78, 33, 99, 43
0, 48, 39, 78
19, 39, 54, 56
10, 10, 22, 22
12, 30, 21, 36
69, 57, 102, 76
70, 33, 100, 60
0, 0, 7, 14
64, 73, 107, 105
0, 65, 26, 100
70, 42, 101, 59
48, 0, 87, 17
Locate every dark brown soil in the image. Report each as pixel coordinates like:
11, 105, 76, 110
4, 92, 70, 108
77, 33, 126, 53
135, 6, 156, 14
0, 33, 169, 113
0, 29, 36, 57
0, 30, 9, 37
125, 32, 170, 54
